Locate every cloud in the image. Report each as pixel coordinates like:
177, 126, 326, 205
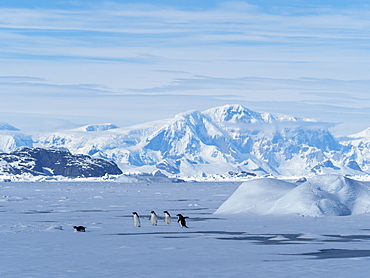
0, 74, 366, 135
1, 2, 370, 61
0, 76, 46, 82
0, 78, 109, 97
128, 75, 370, 103
1, 1, 370, 136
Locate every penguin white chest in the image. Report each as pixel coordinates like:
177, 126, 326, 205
150, 214, 157, 226
133, 215, 141, 227
164, 215, 171, 224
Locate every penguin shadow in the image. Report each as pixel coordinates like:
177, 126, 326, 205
186, 216, 223, 222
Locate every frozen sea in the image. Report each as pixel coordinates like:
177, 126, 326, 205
2, 181, 370, 278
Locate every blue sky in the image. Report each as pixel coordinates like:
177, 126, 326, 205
1, 0, 370, 134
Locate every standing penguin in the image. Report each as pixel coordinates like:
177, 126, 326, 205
132, 212, 141, 227
163, 211, 171, 225
176, 214, 189, 228
149, 211, 158, 226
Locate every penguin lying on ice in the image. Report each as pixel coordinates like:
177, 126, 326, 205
73, 226, 86, 232
176, 214, 189, 228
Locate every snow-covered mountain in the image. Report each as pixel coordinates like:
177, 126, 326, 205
0, 123, 32, 153
0, 132, 33, 153
339, 127, 370, 173
0, 147, 122, 178
1, 104, 370, 178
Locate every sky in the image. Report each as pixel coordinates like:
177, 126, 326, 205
1, 0, 370, 135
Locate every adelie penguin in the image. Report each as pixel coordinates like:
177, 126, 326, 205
163, 211, 171, 225
149, 211, 158, 226
132, 212, 141, 227
176, 214, 189, 228
73, 226, 86, 232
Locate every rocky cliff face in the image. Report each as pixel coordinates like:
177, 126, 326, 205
0, 147, 122, 177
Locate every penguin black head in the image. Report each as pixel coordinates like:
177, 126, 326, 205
164, 210, 169, 214
133, 212, 138, 215
151, 211, 155, 214
177, 214, 189, 220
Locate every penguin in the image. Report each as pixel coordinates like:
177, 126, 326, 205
132, 212, 141, 227
73, 226, 86, 232
176, 214, 189, 228
149, 211, 158, 226
163, 210, 171, 225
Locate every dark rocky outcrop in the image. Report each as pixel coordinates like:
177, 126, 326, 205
0, 147, 122, 177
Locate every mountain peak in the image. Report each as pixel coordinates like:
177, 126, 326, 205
204, 104, 318, 125
0, 122, 20, 131
204, 104, 266, 124
347, 127, 370, 140
73, 123, 119, 132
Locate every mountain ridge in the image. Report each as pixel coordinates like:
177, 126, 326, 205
1, 104, 370, 178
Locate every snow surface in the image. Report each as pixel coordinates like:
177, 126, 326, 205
2, 178, 370, 277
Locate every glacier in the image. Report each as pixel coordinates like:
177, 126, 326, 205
0, 104, 369, 179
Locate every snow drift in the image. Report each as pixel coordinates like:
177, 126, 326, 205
215, 175, 370, 217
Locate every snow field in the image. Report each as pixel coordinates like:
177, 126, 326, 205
1, 181, 370, 277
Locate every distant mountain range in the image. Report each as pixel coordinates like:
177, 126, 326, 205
1, 104, 370, 178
